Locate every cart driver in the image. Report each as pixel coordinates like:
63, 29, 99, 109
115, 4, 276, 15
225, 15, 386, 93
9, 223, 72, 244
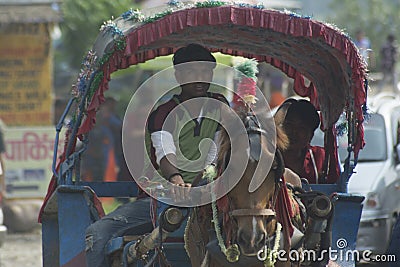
85, 43, 229, 267
274, 99, 340, 184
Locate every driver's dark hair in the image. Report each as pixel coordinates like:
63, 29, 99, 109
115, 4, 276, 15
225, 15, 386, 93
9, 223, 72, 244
173, 43, 216, 67
275, 98, 320, 132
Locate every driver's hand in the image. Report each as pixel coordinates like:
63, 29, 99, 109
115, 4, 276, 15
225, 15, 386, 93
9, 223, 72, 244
169, 174, 191, 202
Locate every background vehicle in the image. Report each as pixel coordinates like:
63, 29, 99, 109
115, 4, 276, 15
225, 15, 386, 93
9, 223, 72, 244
347, 93, 400, 254
0, 121, 8, 246
312, 92, 400, 254
0, 190, 7, 247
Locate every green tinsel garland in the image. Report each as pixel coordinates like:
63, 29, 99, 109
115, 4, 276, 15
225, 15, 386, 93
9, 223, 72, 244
143, 9, 173, 24
126, 9, 145, 22
87, 72, 104, 105
234, 58, 258, 81
68, 114, 77, 130
98, 52, 112, 67
195, 1, 226, 8
114, 36, 127, 51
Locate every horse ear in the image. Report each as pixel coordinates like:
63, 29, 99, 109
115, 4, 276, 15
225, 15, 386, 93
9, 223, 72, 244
274, 149, 285, 182
276, 125, 289, 151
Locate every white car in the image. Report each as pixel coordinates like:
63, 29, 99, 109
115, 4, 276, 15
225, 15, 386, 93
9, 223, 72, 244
310, 92, 400, 254
0, 122, 7, 246
349, 94, 400, 254
0, 161, 7, 246
345, 93, 400, 254
0, 205, 6, 247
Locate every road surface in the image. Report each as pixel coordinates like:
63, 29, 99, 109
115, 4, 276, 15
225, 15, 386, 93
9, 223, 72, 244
0, 229, 42, 267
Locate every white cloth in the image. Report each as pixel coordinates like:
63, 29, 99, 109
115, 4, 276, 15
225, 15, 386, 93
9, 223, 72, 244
151, 131, 176, 165
150, 130, 219, 166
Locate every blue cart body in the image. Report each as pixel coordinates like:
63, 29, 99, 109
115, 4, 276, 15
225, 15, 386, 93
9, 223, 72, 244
41, 183, 364, 266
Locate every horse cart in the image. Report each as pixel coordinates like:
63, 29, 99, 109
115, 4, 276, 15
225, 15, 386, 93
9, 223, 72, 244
40, 2, 368, 267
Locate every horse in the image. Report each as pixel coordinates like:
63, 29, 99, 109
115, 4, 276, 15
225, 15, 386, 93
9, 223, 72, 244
185, 108, 295, 267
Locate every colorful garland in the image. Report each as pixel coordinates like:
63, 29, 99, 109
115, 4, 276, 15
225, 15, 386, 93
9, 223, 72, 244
100, 19, 123, 37
121, 8, 145, 22
204, 165, 241, 263
167, 0, 185, 8
263, 222, 282, 267
143, 9, 173, 24
196, 1, 226, 8
233, 58, 259, 107
237, 2, 264, 9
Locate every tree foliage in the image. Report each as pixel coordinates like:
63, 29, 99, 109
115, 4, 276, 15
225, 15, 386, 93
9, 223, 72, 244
59, 0, 134, 69
328, 0, 400, 71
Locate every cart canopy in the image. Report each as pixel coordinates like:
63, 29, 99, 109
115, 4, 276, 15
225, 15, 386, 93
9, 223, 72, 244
75, 3, 367, 156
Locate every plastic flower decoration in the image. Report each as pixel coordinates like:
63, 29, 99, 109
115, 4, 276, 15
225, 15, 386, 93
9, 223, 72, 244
233, 58, 259, 110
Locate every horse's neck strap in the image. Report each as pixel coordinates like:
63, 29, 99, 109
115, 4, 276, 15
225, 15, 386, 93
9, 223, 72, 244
229, 208, 275, 217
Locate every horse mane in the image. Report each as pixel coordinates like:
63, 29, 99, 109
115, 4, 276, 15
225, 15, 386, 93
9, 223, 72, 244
217, 109, 288, 167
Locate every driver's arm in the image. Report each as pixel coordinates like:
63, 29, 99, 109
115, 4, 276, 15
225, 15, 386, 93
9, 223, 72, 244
151, 130, 187, 185
159, 154, 186, 185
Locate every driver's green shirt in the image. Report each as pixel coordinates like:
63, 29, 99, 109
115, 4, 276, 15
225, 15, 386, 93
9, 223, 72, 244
144, 93, 228, 183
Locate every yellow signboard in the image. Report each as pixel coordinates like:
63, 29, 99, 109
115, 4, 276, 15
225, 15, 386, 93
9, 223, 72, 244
2, 127, 64, 199
0, 23, 52, 126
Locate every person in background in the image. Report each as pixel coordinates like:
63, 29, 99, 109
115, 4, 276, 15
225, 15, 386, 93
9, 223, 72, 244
379, 34, 398, 93
102, 97, 124, 184
355, 29, 375, 68
81, 97, 122, 184
274, 99, 340, 184
269, 90, 285, 109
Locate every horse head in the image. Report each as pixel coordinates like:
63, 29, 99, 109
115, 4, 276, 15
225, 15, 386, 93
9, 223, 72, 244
217, 111, 287, 256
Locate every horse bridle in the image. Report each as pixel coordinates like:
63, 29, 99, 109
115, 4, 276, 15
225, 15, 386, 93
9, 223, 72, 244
226, 113, 284, 219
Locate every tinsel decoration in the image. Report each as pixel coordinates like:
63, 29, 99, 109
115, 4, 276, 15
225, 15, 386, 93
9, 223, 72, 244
336, 121, 348, 136
114, 37, 127, 51
71, 50, 98, 99
225, 244, 240, 262
233, 58, 259, 107
204, 165, 241, 263
196, 1, 226, 8
253, 4, 264, 9
335, 113, 348, 136
99, 19, 123, 37
285, 10, 312, 19
143, 9, 173, 24
121, 9, 132, 19
121, 8, 145, 22
167, 0, 184, 8
362, 78, 371, 122
235, 58, 258, 79
87, 72, 104, 105
263, 222, 282, 267
99, 38, 127, 66
288, 12, 301, 19
362, 105, 371, 122
67, 115, 77, 130
99, 52, 112, 67
237, 2, 264, 9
